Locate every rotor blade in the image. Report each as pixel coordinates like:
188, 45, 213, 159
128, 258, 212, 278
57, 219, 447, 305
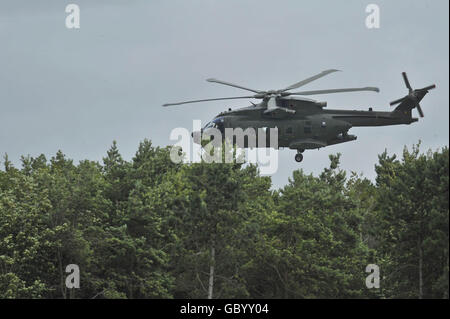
420, 84, 436, 91
281, 69, 341, 92
415, 102, 424, 118
162, 96, 256, 107
402, 72, 412, 91
206, 78, 263, 94
289, 87, 380, 96
390, 96, 407, 106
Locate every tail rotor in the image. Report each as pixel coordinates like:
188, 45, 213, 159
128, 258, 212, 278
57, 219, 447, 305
390, 72, 436, 118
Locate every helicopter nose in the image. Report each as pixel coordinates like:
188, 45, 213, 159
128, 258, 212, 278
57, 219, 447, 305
191, 130, 202, 144
191, 128, 203, 137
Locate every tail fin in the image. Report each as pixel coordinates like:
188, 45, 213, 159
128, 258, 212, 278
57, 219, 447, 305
392, 104, 412, 118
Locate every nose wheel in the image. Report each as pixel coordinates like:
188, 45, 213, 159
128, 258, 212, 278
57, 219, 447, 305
295, 153, 304, 163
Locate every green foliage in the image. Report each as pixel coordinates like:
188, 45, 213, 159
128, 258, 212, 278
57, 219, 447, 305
241, 155, 372, 298
373, 144, 449, 298
0, 142, 447, 298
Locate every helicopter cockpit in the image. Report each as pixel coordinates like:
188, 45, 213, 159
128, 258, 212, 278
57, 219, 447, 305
203, 117, 225, 134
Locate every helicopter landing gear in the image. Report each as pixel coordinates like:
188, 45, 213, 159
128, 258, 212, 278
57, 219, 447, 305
295, 152, 304, 163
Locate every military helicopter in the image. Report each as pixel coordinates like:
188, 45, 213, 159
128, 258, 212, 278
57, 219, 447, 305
163, 70, 435, 162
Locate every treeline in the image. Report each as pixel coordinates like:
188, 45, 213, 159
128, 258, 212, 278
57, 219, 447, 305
0, 140, 448, 299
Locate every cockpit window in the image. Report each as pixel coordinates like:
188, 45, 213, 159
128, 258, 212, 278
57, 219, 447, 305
203, 117, 224, 130
203, 117, 225, 133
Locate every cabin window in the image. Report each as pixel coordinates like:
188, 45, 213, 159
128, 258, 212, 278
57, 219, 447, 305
303, 120, 312, 134
321, 121, 326, 128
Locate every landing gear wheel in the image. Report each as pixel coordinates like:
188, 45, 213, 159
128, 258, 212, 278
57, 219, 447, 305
295, 153, 303, 163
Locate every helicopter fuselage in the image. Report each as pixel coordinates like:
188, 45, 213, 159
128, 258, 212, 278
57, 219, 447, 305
198, 97, 418, 152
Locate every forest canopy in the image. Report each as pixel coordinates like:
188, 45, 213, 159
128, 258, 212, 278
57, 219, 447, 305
0, 140, 448, 299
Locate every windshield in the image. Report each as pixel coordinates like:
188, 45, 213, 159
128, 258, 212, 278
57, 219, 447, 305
203, 121, 214, 129
203, 117, 225, 133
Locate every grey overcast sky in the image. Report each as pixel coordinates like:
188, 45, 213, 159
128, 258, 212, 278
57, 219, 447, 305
0, 0, 448, 188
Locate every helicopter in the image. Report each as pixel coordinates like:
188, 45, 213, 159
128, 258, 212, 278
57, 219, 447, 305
163, 70, 435, 162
